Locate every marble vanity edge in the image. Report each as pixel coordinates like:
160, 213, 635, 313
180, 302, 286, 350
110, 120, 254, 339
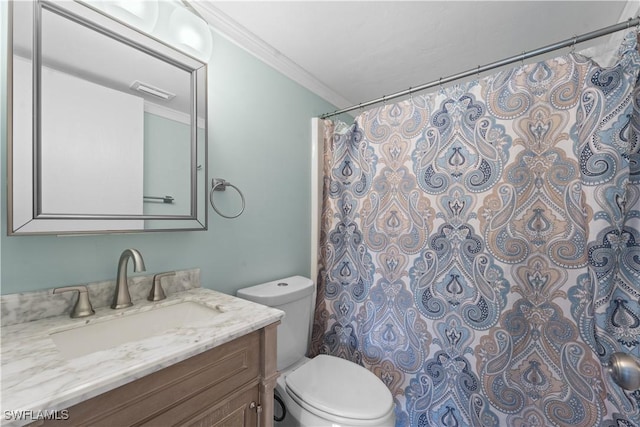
0, 268, 201, 326
1, 288, 285, 427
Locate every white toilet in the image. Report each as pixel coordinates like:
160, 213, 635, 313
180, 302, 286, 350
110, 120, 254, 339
237, 276, 396, 427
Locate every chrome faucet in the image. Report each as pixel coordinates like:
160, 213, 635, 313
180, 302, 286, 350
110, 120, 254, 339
53, 285, 95, 318
148, 271, 175, 302
111, 248, 146, 309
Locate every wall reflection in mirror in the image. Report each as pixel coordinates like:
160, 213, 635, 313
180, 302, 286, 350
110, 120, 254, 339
8, 0, 209, 235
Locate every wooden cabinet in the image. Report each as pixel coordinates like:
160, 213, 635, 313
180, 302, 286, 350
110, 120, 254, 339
32, 323, 278, 427
178, 385, 259, 427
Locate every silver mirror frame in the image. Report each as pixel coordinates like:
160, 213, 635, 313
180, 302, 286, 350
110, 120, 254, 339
6, 0, 208, 235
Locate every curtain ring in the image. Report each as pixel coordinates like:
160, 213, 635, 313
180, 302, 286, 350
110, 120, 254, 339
476, 65, 480, 80
325, 110, 337, 120
382, 95, 387, 106
571, 35, 577, 53
408, 87, 414, 104
439, 77, 443, 92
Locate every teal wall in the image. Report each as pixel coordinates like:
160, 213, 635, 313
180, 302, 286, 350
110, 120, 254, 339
0, 8, 337, 295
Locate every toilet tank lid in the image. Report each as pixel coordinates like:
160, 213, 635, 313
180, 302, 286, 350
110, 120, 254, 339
236, 276, 314, 306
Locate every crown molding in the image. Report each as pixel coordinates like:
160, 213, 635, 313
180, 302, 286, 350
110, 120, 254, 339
193, 2, 352, 110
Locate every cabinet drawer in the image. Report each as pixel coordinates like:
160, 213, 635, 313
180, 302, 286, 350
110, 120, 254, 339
149, 384, 260, 427
37, 331, 261, 426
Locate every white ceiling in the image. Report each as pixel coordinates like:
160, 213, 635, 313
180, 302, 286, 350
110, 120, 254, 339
195, 1, 640, 113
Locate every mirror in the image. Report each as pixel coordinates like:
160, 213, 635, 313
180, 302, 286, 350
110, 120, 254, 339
8, 0, 208, 235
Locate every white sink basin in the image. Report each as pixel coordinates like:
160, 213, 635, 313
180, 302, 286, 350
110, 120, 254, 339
50, 301, 221, 359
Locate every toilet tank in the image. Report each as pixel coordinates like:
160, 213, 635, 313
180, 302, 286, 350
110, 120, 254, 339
237, 276, 315, 371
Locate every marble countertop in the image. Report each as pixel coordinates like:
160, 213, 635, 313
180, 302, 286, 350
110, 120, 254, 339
1, 288, 284, 426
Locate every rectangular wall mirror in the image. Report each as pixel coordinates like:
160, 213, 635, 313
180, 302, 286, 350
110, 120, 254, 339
7, 0, 208, 235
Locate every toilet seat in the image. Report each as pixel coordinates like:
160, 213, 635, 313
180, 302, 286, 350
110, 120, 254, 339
285, 355, 394, 422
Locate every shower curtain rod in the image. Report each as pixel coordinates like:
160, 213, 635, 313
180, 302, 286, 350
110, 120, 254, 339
320, 16, 640, 119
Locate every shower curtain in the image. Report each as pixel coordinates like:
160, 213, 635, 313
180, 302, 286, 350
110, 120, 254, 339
310, 32, 640, 426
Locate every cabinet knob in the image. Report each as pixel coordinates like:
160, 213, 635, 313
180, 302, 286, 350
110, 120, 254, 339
249, 402, 262, 427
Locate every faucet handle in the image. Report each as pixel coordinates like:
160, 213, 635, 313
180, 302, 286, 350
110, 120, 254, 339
148, 272, 175, 302
53, 285, 95, 318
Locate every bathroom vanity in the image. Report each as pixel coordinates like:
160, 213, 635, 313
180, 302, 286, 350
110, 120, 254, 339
4, 0, 279, 421
1, 272, 284, 427
34, 327, 276, 426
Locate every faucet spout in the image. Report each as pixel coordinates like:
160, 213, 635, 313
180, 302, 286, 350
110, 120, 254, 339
111, 248, 146, 309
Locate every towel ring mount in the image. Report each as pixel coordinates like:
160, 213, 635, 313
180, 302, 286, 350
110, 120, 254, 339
209, 178, 245, 219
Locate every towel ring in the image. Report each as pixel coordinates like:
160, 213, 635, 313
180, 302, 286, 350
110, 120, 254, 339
209, 178, 245, 219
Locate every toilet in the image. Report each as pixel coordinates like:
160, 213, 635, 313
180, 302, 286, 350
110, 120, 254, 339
237, 276, 396, 427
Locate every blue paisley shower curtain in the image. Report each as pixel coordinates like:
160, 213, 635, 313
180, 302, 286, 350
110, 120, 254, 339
310, 32, 640, 426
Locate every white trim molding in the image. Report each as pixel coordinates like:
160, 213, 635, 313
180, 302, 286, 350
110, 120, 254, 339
310, 118, 324, 284
192, 2, 352, 110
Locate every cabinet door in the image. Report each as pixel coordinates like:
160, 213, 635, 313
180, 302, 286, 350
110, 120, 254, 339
177, 385, 260, 427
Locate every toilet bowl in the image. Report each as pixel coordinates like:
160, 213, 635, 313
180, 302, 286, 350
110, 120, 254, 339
237, 276, 395, 427
274, 356, 395, 427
